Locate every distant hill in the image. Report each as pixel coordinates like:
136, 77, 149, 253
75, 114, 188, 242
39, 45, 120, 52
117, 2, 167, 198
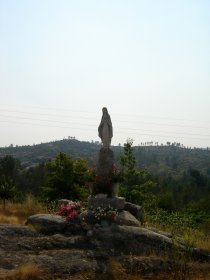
0, 139, 103, 167
0, 138, 210, 178
134, 145, 210, 178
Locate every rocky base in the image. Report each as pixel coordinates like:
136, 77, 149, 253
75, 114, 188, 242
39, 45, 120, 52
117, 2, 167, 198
0, 223, 209, 280
25, 214, 210, 262
26, 211, 141, 233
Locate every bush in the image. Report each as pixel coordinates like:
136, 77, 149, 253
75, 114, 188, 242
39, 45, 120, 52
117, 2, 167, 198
146, 208, 196, 234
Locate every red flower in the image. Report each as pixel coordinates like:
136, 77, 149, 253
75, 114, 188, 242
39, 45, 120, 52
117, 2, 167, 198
58, 201, 81, 220
68, 209, 78, 218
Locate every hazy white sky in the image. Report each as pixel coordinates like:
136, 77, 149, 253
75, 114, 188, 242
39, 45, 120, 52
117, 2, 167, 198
0, 0, 209, 148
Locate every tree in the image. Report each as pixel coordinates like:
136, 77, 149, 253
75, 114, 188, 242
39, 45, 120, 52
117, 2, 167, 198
0, 155, 20, 180
189, 168, 206, 187
42, 152, 88, 201
119, 139, 157, 207
0, 176, 16, 210
17, 162, 47, 196
119, 138, 138, 186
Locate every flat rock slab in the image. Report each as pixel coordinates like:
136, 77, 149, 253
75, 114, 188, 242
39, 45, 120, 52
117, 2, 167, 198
0, 223, 209, 279
26, 214, 82, 234
26, 214, 67, 233
116, 211, 141, 227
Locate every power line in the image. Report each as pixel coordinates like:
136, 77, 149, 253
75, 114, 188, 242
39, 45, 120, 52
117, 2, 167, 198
1, 103, 210, 124
0, 114, 97, 126
0, 108, 97, 120
0, 112, 210, 130
0, 120, 95, 131
0, 104, 209, 146
0, 119, 210, 141
1, 114, 210, 136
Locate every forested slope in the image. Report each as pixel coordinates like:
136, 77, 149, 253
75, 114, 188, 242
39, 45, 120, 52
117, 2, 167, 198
1, 139, 210, 179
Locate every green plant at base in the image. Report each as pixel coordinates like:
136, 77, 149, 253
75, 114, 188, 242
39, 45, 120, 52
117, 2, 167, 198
92, 206, 117, 223
0, 176, 16, 210
170, 232, 195, 280
145, 208, 197, 235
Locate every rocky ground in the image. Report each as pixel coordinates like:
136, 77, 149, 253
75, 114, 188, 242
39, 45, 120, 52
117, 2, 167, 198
0, 218, 210, 280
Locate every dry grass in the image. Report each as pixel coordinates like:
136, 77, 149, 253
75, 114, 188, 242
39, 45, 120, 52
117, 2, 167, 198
10, 263, 42, 280
194, 233, 210, 250
145, 221, 210, 252
0, 194, 47, 224
177, 228, 210, 251
0, 214, 19, 224
61, 258, 210, 280
73, 259, 146, 280
0, 258, 210, 280
0, 263, 42, 280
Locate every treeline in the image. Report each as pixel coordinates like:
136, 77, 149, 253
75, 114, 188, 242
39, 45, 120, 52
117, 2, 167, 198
1, 138, 210, 179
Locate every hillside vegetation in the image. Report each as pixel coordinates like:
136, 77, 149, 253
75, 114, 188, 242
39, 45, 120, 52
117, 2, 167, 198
1, 138, 210, 178
0, 139, 101, 167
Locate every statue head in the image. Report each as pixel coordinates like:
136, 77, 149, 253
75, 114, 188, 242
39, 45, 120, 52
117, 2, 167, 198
102, 107, 108, 114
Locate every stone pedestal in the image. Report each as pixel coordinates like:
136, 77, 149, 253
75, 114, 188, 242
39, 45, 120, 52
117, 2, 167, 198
112, 183, 119, 197
88, 196, 125, 210
97, 148, 113, 183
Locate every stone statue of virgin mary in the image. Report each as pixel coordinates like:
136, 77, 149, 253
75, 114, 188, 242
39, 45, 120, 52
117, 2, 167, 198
98, 107, 113, 148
